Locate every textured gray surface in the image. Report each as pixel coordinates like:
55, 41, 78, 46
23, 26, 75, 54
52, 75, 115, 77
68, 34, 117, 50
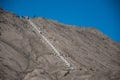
0, 9, 120, 80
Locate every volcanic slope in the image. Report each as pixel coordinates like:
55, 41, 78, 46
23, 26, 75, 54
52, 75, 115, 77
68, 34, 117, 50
0, 9, 120, 80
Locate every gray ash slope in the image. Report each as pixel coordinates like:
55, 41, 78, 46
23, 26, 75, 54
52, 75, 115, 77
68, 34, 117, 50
0, 9, 120, 80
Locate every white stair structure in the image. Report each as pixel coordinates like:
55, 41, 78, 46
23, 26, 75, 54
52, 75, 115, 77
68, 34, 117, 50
28, 19, 74, 70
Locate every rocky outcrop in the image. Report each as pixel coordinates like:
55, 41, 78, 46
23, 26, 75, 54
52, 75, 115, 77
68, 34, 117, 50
0, 9, 120, 80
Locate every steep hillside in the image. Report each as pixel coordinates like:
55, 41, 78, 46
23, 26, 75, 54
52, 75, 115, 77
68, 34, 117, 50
0, 9, 120, 80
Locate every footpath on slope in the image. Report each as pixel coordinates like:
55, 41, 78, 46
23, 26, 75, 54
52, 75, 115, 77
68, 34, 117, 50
28, 19, 74, 70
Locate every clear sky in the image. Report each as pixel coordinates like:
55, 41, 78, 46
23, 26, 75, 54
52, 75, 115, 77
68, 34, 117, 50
0, 0, 120, 42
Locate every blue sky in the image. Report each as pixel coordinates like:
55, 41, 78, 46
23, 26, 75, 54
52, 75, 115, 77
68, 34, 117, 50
0, 0, 120, 42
